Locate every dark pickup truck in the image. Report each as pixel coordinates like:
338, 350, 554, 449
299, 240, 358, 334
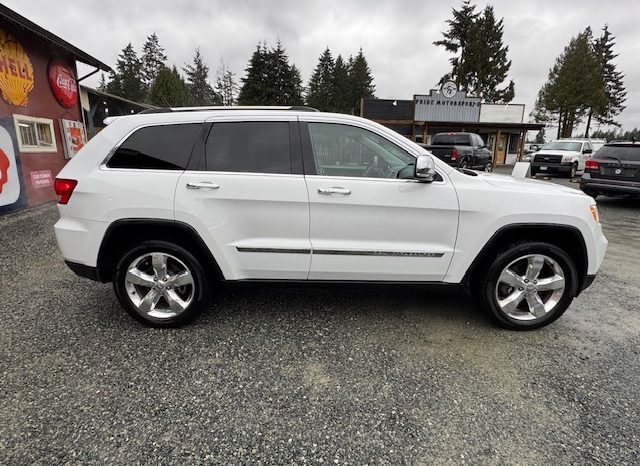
419, 132, 493, 171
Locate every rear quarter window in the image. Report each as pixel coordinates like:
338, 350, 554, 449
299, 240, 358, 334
107, 123, 202, 170
596, 145, 640, 162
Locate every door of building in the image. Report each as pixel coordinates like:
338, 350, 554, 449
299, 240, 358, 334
495, 134, 507, 165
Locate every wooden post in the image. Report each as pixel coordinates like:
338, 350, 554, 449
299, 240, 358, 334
422, 122, 428, 144
359, 97, 364, 117
518, 129, 526, 162
494, 129, 501, 165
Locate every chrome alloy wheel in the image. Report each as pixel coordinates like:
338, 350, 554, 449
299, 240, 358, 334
124, 252, 195, 320
494, 254, 566, 321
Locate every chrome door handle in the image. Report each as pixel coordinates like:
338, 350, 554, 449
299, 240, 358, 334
317, 187, 351, 195
186, 182, 220, 190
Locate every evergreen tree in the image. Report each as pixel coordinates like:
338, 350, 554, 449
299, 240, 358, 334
533, 28, 607, 138
265, 40, 303, 105
105, 43, 145, 102
306, 48, 335, 111
332, 55, 352, 113
215, 60, 239, 106
590, 25, 627, 132
348, 49, 376, 111
289, 64, 305, 106
534, 128, 546, 144
141, 33, 167, 90
183, 48, 220, 106
97, 73, 107, 92
148, 66, 193, 107
238, 43, 270, 105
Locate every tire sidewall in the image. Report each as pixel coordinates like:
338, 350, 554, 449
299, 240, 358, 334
113, 240, 208, 327
482, 242, 578, 329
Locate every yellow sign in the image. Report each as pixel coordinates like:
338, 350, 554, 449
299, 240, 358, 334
0, 29, 34, 107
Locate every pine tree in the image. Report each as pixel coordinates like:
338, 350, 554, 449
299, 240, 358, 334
105, 43, 145, 102
148, 66, 193, 107
332, 55, 351, 113
534, 128, 546, 144
591, 25, 627, 131
533, 28, 607, 138
289, 64, 304, 106
215, 60, 238, 106
97, 73, 107, 92
306, 48, 335, 111
238, 43, 270, 105
141, 33, 167, 90
348, 48, 376, 110
264, 40, 302, 105
183, 48, 220, 106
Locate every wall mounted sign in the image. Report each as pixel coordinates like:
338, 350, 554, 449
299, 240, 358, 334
60, 119, 86, 158
414, 90, 481, 123
0, 29, 35, 107
441, 81, 457, 98
48, 59, 78, 108
30, 170, 52, 189
0, 124, 21, 207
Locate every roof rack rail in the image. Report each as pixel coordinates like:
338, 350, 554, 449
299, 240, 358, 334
138, 105, 319, 115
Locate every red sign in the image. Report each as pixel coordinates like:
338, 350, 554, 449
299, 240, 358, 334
30, 170, 52, 189
48, 59, 78, 108
0, 149, 9, 193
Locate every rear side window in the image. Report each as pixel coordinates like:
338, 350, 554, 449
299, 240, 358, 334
107, 123, 201, 170
205, 122, 291, 174
432, 133, 471, 146
596, 145, 640, 161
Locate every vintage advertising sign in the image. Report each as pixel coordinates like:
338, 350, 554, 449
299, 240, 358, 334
48, 59, 78, 108
414, 87, 481, 123
0, 124, 21, 207
30, 170, 53, 189
60, 119, 86, 159
0, 29, 35, 107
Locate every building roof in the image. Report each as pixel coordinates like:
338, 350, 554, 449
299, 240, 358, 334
0, 4, 110, 72
81, 86, 156, 109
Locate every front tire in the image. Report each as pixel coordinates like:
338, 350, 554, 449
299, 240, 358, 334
568, 163, 577, 178
113, 240, 209, 327
476, 241, 578, 329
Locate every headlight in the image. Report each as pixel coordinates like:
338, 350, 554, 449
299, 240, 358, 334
589, 205, 599, 223
561, 155, 573, 163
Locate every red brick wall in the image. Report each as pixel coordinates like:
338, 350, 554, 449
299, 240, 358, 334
0, 19, 82, 209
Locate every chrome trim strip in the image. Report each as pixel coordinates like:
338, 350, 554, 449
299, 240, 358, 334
235, 247, 444, 257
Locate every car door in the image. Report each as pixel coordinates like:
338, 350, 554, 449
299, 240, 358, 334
300, 118, 459, 282
174, 117, 311, 280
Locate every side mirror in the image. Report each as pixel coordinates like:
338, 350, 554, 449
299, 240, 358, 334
415, 154, 437, 182
583, 148, 592, 154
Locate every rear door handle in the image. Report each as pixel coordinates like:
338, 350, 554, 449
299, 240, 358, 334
186, 181, 220, 190
318, 187, 351, 195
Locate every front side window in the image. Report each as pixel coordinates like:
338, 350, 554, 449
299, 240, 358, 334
205, 122, 291, 174
13, 115, 57, 152
107, 123, 201, 170
307, 123, 415, 179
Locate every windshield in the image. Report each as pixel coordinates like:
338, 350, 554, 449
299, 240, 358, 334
596, 145, 640, 162
541, 141, 582, 152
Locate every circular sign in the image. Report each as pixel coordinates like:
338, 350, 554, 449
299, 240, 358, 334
48, 59, 78, 108
441, 81, 457, 98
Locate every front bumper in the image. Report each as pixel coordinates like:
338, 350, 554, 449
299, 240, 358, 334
531, 162, 574, 174
580, 173, 640, 196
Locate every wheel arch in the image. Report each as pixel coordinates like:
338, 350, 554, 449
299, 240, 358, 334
96, 219, 224, 283
463, 223, 588, 296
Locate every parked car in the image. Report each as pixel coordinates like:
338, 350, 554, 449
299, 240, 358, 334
531, 139, 594, 178
54, 107, 607, 330
419, 132, 493, 172
580, 141, 640, 199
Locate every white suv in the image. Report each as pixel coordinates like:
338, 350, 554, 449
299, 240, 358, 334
54, 107, 607, 329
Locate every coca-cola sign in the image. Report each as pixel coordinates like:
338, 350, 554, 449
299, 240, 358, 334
48, 59, 77, 108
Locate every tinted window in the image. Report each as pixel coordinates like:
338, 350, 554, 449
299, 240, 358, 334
596, 145, 640, 162
431, 133, 471, 146
308, 123, 414, 179
205, 122, 291, 174
107, 124, 201, 170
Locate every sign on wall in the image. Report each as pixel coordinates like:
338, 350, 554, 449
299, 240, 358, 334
414, 86, 481, 123
0, 124, 21, 207
60, 119, 86, 159
0, 29, 35, 107
479, 104, 525, 124
48, 59, 78, 108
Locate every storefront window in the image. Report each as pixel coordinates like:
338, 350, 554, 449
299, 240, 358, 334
13, 115, 57, 152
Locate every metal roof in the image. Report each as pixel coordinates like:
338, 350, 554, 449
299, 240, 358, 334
0, 4, 111, 72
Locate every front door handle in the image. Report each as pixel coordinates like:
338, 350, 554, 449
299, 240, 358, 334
186, 181, 220, 190
318, 187, 351, 195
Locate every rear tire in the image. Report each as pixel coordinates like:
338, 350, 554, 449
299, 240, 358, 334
113, 240, 209, 327
475, 241, 578, 330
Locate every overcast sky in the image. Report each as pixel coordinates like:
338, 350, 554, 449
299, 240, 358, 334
6, 0, 640, 133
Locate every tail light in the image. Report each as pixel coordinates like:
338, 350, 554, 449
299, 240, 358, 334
585, 159, 599, 172
450, 149, 458, 161
54, 178, 77, 205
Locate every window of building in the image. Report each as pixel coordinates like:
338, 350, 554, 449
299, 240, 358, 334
107, 123, 202, 170
508, 133, 520, 154
205, 122, 291, 174
13, 115, 57, 152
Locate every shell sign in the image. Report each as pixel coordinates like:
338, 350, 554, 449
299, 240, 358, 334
0, 29, 34, 107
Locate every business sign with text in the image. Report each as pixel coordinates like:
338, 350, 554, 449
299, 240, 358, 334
414, 88, 481, 123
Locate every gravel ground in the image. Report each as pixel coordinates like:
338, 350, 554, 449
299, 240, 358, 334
1, 174, 639, 465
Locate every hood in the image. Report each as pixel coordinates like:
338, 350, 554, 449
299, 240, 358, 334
477, 171, 588, 197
